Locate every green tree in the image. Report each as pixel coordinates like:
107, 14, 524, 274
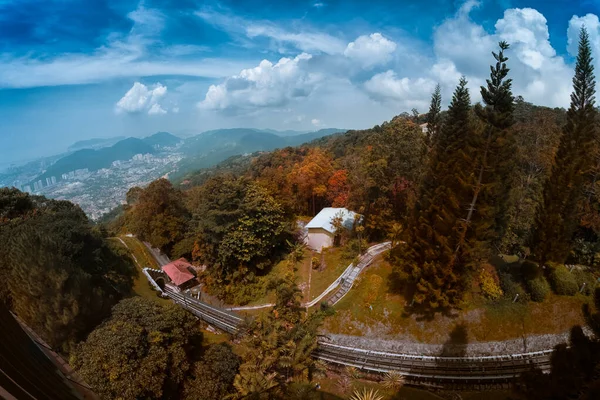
347, 118, 427, 238
395, 77, 478, 309
470, 40, 515, 254
231, 274, 330, 399
72, 297, 201, 400
218, 184, 288, 273
1, 189, 134, 352
190, 176, 289, 279
124, 178, 189, 255
182, 343, 241, 400
500, 109, 562, 255
425, 83, 442, 146
534, 28, 598, 264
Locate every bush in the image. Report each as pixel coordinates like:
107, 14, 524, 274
498, 272, 526, 299
522, 260, 541, 280
526, 276, 551, 302
311, 256, 321, 270
572, 269, 596, 295
480, 268, 503, 300
548, 264, 578, 296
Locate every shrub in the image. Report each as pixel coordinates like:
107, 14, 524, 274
480, 268, 503, 300
522, 260, 541, 280
526, 276, 550, 302
548, 263, 578, 296
572, 269, 596, 295
498, 272, 526, 299
311, 256, 321, 269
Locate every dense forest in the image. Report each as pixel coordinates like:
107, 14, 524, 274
3, 28, 600, 400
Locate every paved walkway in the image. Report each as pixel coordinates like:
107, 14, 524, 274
135, 234, 391, 311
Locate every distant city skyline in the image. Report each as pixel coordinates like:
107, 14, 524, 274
1, 0, 600, 164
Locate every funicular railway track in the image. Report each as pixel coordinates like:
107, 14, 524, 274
152, 276, 554, 388
314, 342, 552, 387
164, 287, 243, 334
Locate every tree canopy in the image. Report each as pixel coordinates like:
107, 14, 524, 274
0, 187, 135, 353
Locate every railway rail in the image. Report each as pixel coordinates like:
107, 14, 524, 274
144, 269, 554, 387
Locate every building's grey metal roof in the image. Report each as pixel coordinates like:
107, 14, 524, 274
305, 207, 358, 234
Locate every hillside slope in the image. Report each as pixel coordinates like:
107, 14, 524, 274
38, 137, 155, 180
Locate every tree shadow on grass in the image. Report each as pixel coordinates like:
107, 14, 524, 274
387, 270, 460, 322
439, 323, 469, 357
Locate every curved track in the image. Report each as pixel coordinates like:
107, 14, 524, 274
143, 269, 554, 387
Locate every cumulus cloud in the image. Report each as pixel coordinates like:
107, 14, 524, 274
197, 2, 599, 121
116, 82, 168, 115
430, 5, 575, 107
199, 53, 321, 111
311, 118, 321, 126
364, 70, 436, 109
567, 14, 600, 75
344, 33, 397, 69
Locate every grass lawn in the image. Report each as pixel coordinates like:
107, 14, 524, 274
120, 236, 161, 269
323, 259, 591, 343
308, 247, 355, 301
108, 237, 166, 303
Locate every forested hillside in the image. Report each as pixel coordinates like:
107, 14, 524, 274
0, 188, 135, 353
108, 32, 600, 315
4, 28, 600, 400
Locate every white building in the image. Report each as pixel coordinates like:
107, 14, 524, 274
304, 207, 359, 252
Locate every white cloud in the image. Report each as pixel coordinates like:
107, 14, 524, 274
567, 14, 600, 76
364, 70, 436, 109
0, 5, 248, 88
116, 82, 168, 115
430, 5, 575, 108
197, 3, 596, 123
148, 103, 167, 115
344, 33, 397, 69
199, 53, 322, 111
311, 118, 321, 126
196, 9, 346, 55
313, 2, 325, 8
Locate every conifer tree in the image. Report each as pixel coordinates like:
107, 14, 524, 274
425, 84, 442, 145
397, 77, 477, 309
534, 27, 598, 264
459, 41, 514, 258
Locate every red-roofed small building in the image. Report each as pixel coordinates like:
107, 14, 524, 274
161, 258, 197, 290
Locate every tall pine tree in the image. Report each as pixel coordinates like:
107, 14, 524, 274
396, 77, 478, 309
426, 83, 442, 146
534, 27, 598, 264
459, 41, 514, 261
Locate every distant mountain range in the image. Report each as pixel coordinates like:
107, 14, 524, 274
143, 131, 182, 148
36, 132, 181, 182
68, 136, 126, 151
32, 128, 345, 184
175, 128, 346, 176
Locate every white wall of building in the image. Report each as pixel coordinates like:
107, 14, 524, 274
305, 229, 334, 252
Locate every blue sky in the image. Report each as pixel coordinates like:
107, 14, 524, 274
1, 0, 600, 165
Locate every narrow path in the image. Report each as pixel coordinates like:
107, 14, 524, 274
135, 235, 390, 311
229, 242, 391, 310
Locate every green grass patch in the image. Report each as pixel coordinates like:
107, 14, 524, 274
120, 236, 161, 269
110, 237, 165, 303
309, 247, 354, 300
323, 259, 590, 343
